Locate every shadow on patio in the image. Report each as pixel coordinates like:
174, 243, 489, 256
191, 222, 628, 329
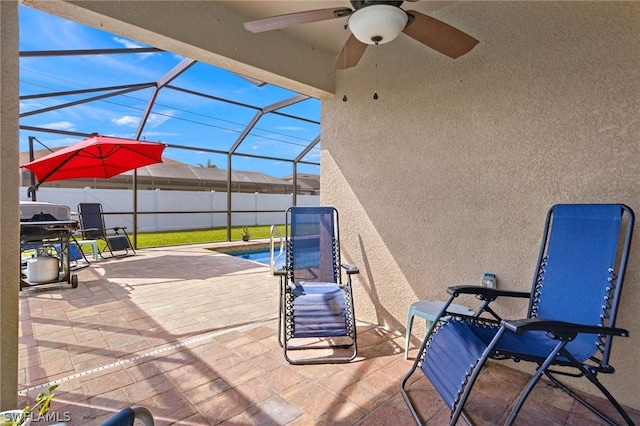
17, 243, 640, 425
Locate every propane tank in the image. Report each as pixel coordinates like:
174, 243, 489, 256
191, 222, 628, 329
26, 253, 59, 283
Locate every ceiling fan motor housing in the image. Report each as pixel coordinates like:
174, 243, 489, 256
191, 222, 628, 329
350, 1, 404, 10
348, 2, 409, 45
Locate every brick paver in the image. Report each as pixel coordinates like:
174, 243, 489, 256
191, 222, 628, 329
16, 242, 640, 425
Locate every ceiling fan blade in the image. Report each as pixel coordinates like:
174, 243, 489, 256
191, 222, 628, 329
403, 10, 479, 59
244, 7, 352, 33
334, 34, 369, 70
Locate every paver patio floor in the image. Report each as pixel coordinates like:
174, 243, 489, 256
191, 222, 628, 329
17, 242, 640, 425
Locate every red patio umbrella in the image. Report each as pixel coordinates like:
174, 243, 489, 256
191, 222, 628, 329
21, 134, 166, 184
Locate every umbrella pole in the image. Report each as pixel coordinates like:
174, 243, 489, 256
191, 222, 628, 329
28, 136, 37, 201
133, 169, 138, 249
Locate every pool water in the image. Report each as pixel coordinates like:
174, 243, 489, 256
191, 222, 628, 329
232, 248, 285, 268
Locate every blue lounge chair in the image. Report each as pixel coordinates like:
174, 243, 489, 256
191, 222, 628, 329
401, 204, 635, 425
277, 206, 359, 364
101, 406, 154, 426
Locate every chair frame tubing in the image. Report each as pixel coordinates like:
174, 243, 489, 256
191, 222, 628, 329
277, 206, 359, 365
77, 203, 135, 259
99, 228, 135, 259
401, 204, 636, 425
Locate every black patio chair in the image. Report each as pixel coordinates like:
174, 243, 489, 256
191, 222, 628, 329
401, 203, 635, 425
77, 203, 135, 258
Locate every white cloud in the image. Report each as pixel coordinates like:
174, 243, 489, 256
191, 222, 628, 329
142, 131, 181, 138
113, 37, 155, 59
146, 111, 173, 128
112, 110, 174, 129
113, 37, 146, 49
252, 145, 260, 151
40, 121, 76, 131
112, 115, 140, 127
276, 126, 304, 131
19, 100, 48, 111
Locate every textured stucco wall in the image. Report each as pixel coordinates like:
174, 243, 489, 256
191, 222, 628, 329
322, 2, 640, 409
11, 0, 640, 411
0, 1, 20, 410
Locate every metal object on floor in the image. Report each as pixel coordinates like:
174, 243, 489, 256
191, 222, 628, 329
404, 300, 473, 360
20, 201, 79, 290
101, 406, 154, 426
76, 239, 99, 261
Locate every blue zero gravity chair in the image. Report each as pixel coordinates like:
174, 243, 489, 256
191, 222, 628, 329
277, 206, 359, 364
401, 204, 636, 425
101, 405, 154, 426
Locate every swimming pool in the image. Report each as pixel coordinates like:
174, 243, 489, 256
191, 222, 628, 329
231, 248, 285, 268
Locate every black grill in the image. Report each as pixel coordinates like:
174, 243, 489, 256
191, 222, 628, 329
19, 202, 79, 289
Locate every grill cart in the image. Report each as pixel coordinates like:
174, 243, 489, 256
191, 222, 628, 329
20, 201, 79, 290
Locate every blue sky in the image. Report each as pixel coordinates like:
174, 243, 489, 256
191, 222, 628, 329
18, 5, 321, 178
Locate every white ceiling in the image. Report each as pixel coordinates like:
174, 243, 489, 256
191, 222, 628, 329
221, 1, 457, 55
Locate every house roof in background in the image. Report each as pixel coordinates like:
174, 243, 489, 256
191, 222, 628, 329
20, 148, 296, 189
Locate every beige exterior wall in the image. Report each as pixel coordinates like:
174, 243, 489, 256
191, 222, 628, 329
10, 0, 640, 412
322, 2, 640, 409
0, 1, 20, 410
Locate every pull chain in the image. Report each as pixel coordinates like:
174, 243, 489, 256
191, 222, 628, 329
342, 24, 348, 102
373, 41, 379, 100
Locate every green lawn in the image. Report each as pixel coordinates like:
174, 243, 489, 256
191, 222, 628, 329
134, 225, 285, 248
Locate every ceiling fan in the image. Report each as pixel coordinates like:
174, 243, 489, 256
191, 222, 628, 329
243, 0, 479, 70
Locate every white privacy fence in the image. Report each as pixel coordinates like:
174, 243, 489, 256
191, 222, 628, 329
20, 187, 319, 232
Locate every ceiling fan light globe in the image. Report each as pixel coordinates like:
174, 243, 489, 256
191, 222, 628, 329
348, 4, 408, 45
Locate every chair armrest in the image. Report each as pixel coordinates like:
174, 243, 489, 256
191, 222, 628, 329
502, 318, 629, 338
341, 264, 359, 275
112, 226, 127, 231
274, 267, 288, 277
75, 228, 102, 238
77, 227, 100, 234
448, 285, 530, 301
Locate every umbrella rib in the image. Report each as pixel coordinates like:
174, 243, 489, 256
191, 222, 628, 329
36, 152, 79, 185
97, 143, 110, 179
121, 145, 163, 162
